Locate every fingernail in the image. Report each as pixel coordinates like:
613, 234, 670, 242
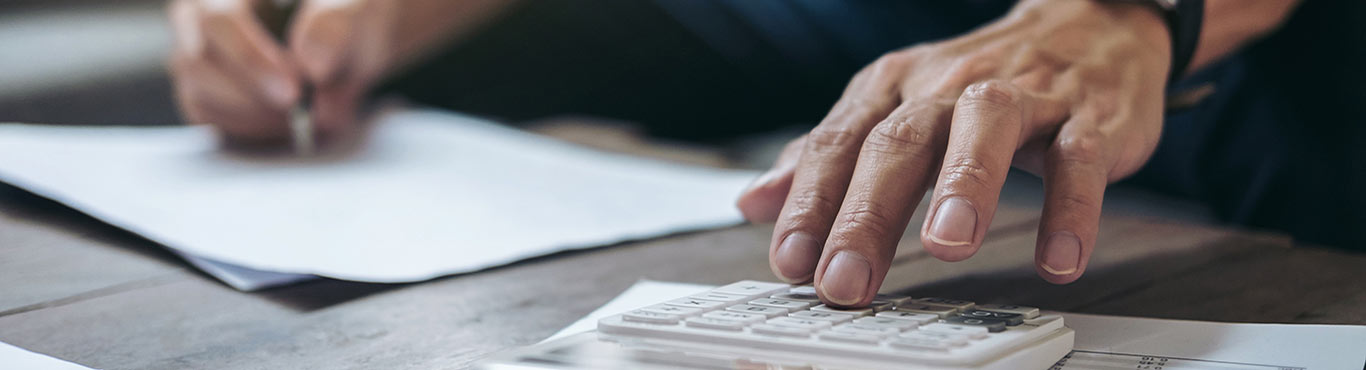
262, 75, 297, 108
1041, 232, 1081, 275
744, 168, 783, 193
774, 232, 819, 282
927, 197, 977, 247
820, 251, 870, 306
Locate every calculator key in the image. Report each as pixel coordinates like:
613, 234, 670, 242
893, 304, 960, 318
976, 303, 1040, 319
770, 293, 821, 302
875, 311, 938, 324
919, 323, 990, 338
889, 337, 956, 351
768, 317, 834, 330
874, 294, 914, 306
899, 331, 971, 346
959, 309, 1024, 326
810, 304, 873, 317
703, 311, 766, 324
818, 331, 882, 344
641, 304, 702, 316
666, 298, 728, 310
751, 324, 813, 338
713, 281, 791, 298
788, 286, 817, 295
690, 292, 749, 303
685, 317, 746, 331
867, 300, 896, 312
941, 316, 1007, 333
622, 310, 681, 324
726, 304, 789, 318
911, 298, 975, 310
832, 323, 900, 337
789, 310, 855, 324
749, 298, 813, 311
855, 317, 920, 330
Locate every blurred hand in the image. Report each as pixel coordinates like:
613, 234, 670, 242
168, 0, 400, 147
736, 0, 1172, 306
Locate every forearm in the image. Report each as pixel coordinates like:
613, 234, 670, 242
387, 0, 518, 74
1189, 0, 1300, 71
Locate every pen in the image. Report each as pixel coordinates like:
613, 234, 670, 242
262, 0, 312, 156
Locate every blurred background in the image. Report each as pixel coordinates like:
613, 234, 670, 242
0, 0, 179, 126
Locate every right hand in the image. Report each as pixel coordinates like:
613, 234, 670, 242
167, 0, 400, 148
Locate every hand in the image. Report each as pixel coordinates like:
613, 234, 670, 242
168, 0, 400, 147
736, 0, 1172, 306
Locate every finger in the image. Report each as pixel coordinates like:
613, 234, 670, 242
198, 1, 300, 108
289, 0, 364, 85
737, 135, 806, 223
310, 82, 365, 143
170, 55, 292, 141
1035, 123, 1110, 284
770, 56, 906, 284
921, 81, 1069, 261
814, 100, 952, 307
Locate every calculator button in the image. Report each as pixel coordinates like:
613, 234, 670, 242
832, 323, 900, 337
855, 317, 919, 330
641, 304, 702, 316
690, 292, 749, 303
726, 304, 789, 318
788, 286, 817, 295
919, 323, 990, 338
959, 309, 1024, 326
703, 311, 766, 324
767, 317, 834, 330
888, 337, 956, 351
770, 293, 821, 302
899, 331, 971, 346
751, 324, 813, 338
976, 303, 1040, 319
622, 310, 681, 324
874, 294, 914, 306
940, 316, 1007, 333
788, 310, 855, 324
875, 311, 938, 324
685, 317, 746, 331
911, 298, 975, 310
666, 298, 728, 310
713, 281, 791, 298
810, 304, 873, 317
749, 298, 813, 311
893, 304, 960, 318
867, 300, 896, 312
818, 331, 882, 344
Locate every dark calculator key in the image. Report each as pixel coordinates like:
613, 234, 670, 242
959, 309, 1024, 326
942, 316, 1008, 333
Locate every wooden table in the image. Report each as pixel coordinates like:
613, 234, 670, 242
2, 173, 1364, 369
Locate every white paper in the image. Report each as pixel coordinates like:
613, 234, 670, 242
0, 341, 96, 370
553, 281, 1366, 369
0, 109, 757, 288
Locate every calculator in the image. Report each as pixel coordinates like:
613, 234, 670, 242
478, 280, 1074, 369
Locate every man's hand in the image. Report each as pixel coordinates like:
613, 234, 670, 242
167, 0, 411, 147
736, 0, 1172, 306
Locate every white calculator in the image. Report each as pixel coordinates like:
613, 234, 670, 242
478, 280, 1074, 369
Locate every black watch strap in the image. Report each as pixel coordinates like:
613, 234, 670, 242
1160, 0, 1205, 84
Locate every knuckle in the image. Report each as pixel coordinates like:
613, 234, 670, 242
786, 188, 843, 221
1052, 130, 1108, 165
940, 157, 998, 190
867, 113, 938, 150
959, 80, 1022, 112
804, 127, 863, 154
834, 202, 901, 240
1054, 191, 1101, 212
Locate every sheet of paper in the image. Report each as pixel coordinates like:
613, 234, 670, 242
0, 341, 96, 370
553, 281, 1366, 369
0, 109, 757, 289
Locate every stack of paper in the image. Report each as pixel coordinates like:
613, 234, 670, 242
0, 109, 758, 290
